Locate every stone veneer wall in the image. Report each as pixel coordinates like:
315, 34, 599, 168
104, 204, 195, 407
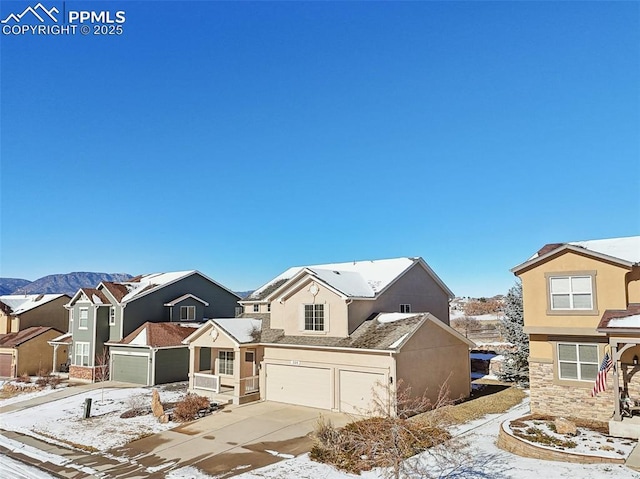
529, 362, 614, 422
69, 365, 94, 382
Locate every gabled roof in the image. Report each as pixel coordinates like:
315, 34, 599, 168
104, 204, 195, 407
512, 235, 640, 274
0, 294, 68, 315
243, 257, 453, 302
183, 318, 262, 345
597, 304, 640, 333
0, 326, 62, 348
164, 293, 209, 307
100, 282, 129, 302
108, 322, 201, 348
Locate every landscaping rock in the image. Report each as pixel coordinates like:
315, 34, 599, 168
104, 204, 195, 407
151, 389, 164, 418
555, 417, 577, 436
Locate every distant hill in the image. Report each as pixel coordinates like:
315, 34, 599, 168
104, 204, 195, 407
0, 278, 32, 295
5, 272, 133, 296
234, 290, 254, 299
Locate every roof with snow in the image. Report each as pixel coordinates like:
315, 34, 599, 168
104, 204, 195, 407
182, 318, 263, 345
0, 326, 62, 348
48, 332, 72, 344
597, 304, 640, 332
108, 322, 202, 348
0, 294, 68, 315
513, 236, 640, 273
243, 257, 452, 301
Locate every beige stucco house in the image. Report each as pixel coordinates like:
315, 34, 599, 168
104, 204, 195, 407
0, 294, 70, 334
0, 327, 63, 377
512, 236, 640, 437
184, 257, 474, 414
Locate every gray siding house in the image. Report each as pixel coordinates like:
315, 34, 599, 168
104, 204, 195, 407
65, 271, 240, 383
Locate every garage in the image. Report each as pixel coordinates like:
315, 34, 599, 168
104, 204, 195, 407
0, 353, 13, 377
266, 364, 331, 409
339, 370, 386, 415
111, 353, 149, 385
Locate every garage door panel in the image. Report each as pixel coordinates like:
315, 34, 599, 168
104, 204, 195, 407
0, 353, 12, 377
266, 364, 331, 410
111, 354, 149, 385
339, 370, 385, 415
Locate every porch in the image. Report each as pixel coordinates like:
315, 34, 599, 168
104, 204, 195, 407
192, 368, 260, 405
610, 415, 640, 439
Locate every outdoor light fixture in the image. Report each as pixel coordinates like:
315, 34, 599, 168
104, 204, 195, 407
633, 355, 638, 365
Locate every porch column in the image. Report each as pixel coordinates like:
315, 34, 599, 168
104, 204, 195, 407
611, 340, 620, 421
233, 346, 241, 400
189, 346, 200, 391
52, 344, 59, 373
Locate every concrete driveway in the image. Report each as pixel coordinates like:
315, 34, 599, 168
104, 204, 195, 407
103, 400, 353, 477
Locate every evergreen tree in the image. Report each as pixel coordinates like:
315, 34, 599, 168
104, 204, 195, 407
498, 281, 529, 386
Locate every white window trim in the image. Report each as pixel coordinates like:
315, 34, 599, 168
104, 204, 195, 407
75, 342, 90, 367
303, 303, 326, 332
545, 272, 597, 314
79, 308, 89, 330
218, 350, 234, 376
109, 306, 116, 326
557, 342, 599, 382
253, 304, 260, 313
180, 305, 196, 321
400, 304, 411, 313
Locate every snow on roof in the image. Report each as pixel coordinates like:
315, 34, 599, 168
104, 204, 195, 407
0, 294, 66, 315
376, 312, 418, 323
389, 333, 409, 349
49, 332, 72, 343
246, 258, 416, 300
120, 271, 196, 303
529, 236, 640, 263
212, 318, 261, 343
607, 314, 640, 328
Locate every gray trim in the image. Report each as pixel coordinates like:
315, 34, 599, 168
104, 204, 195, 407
544, 271, 599, 316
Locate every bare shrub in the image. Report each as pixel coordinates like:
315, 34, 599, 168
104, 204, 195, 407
463, 299, 501, 316
312, 379, 463, 479
451, 316, 481, 338
35, 373, 62, 389
173, 394, 211, 422
15, 373, 31, 383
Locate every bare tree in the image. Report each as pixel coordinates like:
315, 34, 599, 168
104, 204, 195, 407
94, 347, 110, 402
451, 316, 481, 338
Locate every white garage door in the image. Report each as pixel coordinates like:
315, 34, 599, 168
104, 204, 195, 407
266, 364, 331, 410
339, 370, 386, 415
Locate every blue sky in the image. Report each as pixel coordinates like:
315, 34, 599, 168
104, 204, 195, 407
1, 1, 638, 297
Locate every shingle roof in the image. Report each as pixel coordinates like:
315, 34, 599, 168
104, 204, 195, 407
0, 326, 61, 348
101, 282, 128, 302
597, 304, 640, 331
80, 288, 111, 305
0, 294, 68, 315
112, 322, 201, 348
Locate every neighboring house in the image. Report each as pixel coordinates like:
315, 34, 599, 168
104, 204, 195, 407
184, 257, 474, 413
105, 322, 200, 386
512, 235, 640, 437
65, 271, 240, 383
0, 327, 63, 377
0, 294, 70, 335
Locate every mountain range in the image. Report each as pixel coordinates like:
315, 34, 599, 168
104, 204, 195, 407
0, 272, 133, 296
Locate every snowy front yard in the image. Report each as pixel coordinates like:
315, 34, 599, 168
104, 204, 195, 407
0, 384, 189, 451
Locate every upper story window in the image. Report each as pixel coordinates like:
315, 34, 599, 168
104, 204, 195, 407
267, 303, 271, 312
253, 304, 260, 313
549, 275, 593, 310
400, 304, 411, 313
79, 308, 88, 329
557, 343, 598, 381
180, 305, 196, 321
304, 304, 325, 331
109, 307, 116, 326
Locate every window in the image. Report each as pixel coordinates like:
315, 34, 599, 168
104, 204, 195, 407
109, 307, 116, 326
218, 351, 234, 375
267, 303, 271, 312
79, 308, 88, 329
400, 304, 411, 313
304, 304, 325, 331
74, 342, 90, 367
180, 305, 196, 321
557, 343, 599, 381
549, 276, 593, 310
245, 351, 255, 363
253, 304, 260, 313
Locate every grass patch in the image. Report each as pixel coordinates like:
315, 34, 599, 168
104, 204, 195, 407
35, 431, 99, 453
511, 426, 577, 449
414, 386, 526, 426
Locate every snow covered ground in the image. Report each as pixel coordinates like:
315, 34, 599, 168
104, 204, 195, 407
1, 392, 638, 478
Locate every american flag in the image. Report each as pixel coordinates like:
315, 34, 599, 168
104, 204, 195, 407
590, 351, 613, 397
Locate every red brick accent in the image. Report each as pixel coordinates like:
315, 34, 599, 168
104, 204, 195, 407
69, 365, 94, 382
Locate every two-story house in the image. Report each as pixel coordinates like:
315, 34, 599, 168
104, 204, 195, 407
65, 271, 240, 384
512, 236, 640, 437
0, 294, 70, 377
184, 257, 474, 413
